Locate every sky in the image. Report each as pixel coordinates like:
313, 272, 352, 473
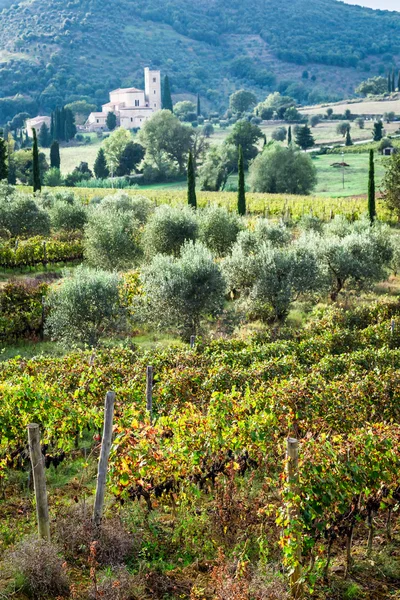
341, 0, 399, 10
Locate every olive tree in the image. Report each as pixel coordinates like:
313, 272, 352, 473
46, 266, 123, 348
248, 143, 317, 195
0, 194, 50, 237
84, 208, 142, 270
251, 244, 320, 321
143, 204, 198, 257
223, 239, 320, 321
141, 240, 226, 339
271, 127, 287, 142
198, 206, 242, 257
50, 200, 88, 232
301, 218, 393, 301
101, 192, 153, 224
254, 219, 292, 247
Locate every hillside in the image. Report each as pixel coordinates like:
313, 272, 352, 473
0, 0, 400, 121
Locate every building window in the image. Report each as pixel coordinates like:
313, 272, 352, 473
154, 103, 156, 108
153, 77, 156, 83
135, 100, 139, 107
154, 90, 156, 94
97, 119, 99, 123
131, 117, 133, 122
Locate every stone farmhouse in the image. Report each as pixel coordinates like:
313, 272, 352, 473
26, 116, 51, 137
86, 67, 161, 132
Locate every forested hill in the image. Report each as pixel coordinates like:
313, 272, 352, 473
0, 0, 400, 121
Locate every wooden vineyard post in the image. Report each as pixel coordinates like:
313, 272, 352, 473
27, 424, 50, 541
93, 391, 115, 527
190, 335, 196, 349
146, 366, 153, 423
286, 437, 303, 599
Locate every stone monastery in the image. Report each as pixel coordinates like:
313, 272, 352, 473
86, 67, 161, 131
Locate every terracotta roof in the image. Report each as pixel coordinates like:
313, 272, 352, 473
110, 87, 144, 94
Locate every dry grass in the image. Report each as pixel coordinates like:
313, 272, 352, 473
300, 96, 400, 116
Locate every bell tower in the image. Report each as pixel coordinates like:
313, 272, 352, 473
144, 67, 161, 111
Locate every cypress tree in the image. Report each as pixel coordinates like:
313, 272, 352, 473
197, 94, 201, 117
373, 120, 384, 141
94, 148, 109, 179
398, 71, 400, 92
392, 71, 396, 94
263, 134, 267, 146
295, 125, 314, 150
0, 138, 8, 181
60, 107, 66, 141
50, 140, 61, 169
237, 145, 246, 216
388, 71, 392, 93
7, 155, 16, 184
38, 122, 51, 147
288, 126, 292, 145
368, 149, 376, 224
162, 75, 173, 112
187, 151, 197, 209
32, 128, 41, 193
65, 108, 76, 141
345, 127, 353, 146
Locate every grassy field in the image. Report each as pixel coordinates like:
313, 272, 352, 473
300, 95, 400, 116
313, 153, 387, 197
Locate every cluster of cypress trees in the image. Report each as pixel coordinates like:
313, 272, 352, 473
32, 128, 41, 193
387, 70, 400, 94
50, 107, 76, 142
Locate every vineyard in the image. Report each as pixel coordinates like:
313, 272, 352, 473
16, 185, 396, 223
0, 236, 83, 269
1, 298, 400, 598
1, 180, 400, 598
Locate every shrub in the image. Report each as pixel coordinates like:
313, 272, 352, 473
44, 167, 64, 187
84, 208, 142, 270
46, 265, 124, 347
55, 503, 136, 567
5, 536, 69, 599
143, 204, 198, 257
198, 206, 242, 257
87, 568, 138, 600
141, 240, 226, 339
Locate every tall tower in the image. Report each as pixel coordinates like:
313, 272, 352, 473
144, 67, 161, 111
